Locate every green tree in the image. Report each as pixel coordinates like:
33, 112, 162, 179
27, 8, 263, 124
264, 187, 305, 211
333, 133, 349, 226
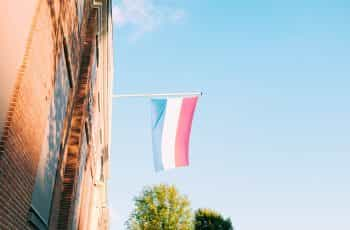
126, 184, 193, 230
194, 208, 233, 230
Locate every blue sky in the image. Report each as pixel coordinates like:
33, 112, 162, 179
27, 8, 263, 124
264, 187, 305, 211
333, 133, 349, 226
109, 0, 350, 229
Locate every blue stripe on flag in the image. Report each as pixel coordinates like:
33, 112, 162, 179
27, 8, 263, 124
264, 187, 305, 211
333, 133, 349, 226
151, 99, 167, 171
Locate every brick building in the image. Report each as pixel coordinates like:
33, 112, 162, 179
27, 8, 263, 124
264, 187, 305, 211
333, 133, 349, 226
0, 0, 113, 229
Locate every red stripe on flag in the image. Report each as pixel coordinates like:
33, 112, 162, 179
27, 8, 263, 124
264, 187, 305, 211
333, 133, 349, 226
175, 97, 198, 167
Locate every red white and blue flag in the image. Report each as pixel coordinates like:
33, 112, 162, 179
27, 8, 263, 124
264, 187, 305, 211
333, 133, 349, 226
151, 96, 198, 171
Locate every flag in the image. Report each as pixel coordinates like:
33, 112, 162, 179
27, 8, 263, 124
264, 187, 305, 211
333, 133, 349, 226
151, 96, 198, 171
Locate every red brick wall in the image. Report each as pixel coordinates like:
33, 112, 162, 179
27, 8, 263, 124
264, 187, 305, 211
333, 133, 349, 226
0, 1, 54, 229
0, 0, 96, 229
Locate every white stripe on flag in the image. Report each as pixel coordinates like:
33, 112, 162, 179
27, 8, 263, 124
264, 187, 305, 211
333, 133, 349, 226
161, 98, 182, 169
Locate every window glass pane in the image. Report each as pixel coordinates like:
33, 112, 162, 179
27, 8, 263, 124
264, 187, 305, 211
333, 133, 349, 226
30, 51, 70, 226
77, 0, 85, 28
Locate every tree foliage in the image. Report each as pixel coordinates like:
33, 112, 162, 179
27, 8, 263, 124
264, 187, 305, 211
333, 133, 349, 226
194, 208, 233, 230
126, 184, 193, 230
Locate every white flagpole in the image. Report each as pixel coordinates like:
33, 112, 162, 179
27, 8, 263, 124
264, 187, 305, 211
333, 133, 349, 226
112, 91, 203, 99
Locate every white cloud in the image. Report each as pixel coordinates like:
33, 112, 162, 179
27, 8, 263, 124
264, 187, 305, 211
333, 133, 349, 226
113, 0, 186, 40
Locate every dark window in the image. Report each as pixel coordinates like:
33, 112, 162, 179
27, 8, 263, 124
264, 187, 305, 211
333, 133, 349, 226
100, 128, 102, 144
96, 35, 99, 67
63, 37, 73, 88
100, 156, 104, 181
84, 121, 89, 144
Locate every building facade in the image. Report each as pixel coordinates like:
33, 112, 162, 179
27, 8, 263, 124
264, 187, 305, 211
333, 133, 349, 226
0, 0, 113, 229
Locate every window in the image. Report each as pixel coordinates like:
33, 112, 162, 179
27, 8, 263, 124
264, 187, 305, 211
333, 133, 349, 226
77, 0, 85, 30
29, 45, 71, 229
100, 156, 104, 182
99, 128, 102, 144
96, 35, 99, 67
84, 121, 89, 144
63, 37, 73, 88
